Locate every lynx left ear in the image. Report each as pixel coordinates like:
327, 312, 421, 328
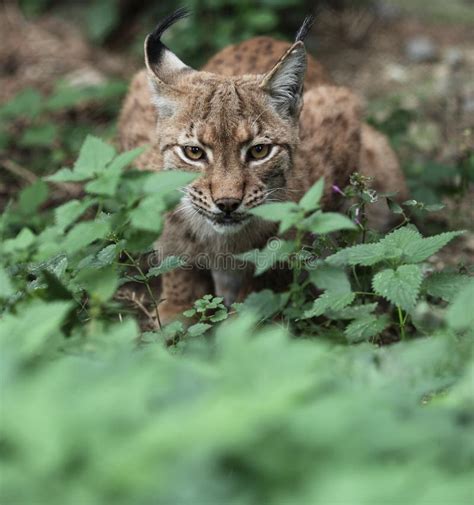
145, 8, 194, 85
144, 8, 195, 116
260, 41, 307, 119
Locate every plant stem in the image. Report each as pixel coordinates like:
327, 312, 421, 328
397, 305, 406, 340
123, 250, 162, 329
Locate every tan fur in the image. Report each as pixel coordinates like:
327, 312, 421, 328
118, 35, 408, 323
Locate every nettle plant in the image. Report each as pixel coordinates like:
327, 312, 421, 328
237, 177, 471, 343
1, 135, 472, 346
0, 135, 195, 337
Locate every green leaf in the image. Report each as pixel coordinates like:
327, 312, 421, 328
107, 147, 146, 172
0, 88, 43, 119
239, 289, 289, 319
0, 267, 14, 299
147, 256, 185, 278
46, 167, 90, 183
73, 135, 116, 177
404, 231, 464, 263
54, 199, 94, 230
238, 239, 296, 276
344, 314, 390, 343
386, 198, 404, 214
328, 303, 378, 320
20, 123, 57, 148
143, 171, 198, 196
303, 291, 355, 319
75, 265, 118, 302
129, 196, 165, 233
48, 136, 116, 182
85, 163, 122, 196
301, 211, 356, 234
63, 221, 110, 254
326, 243, 384, 267
18, 180, 49, 215
249, 201, 299, 221
0, 301, 71, 356
209, 309, 228, 323
380, 227, 423, 261
2, 228, 36, 253
187, 323, 212, 337
183, 308, 196, 318
309, 265, 352, 293
372, 264, 423, 311
446, 280, 474, 331
423, 273, 472, 302
299, 178, 324, 211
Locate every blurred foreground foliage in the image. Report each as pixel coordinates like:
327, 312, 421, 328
1, 309, 473, 504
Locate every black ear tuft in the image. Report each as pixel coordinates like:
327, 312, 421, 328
146, 8, 190, 68
295, 14, 315, 43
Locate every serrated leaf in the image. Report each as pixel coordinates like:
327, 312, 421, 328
147, 256, 185, 277
309, 265, 352, 293
129, 196, 165, 232
237, 239, 296, 276
76, 265, 119, 302
423, 273, 472, 302
63, 221, 110, 254
372, 264, 423, 311
404, 231, 464, 263
108, 146, 147, 172
187, 323, 212, 337
299, 178, 324, 211
143, 171, 198, 196
46, 167, 91, 182
73, 135, 116, 177
301, 211, 356, 234
380, 227, 422, 261
344, 314, 390, 343
55, 199, 94, 230
85, 163, 122, 196
326, 243, 384, 267
303, 291, 355, 319
249, 201, 300, 222
2, 228, 36, 253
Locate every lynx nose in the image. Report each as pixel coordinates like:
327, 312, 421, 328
215, 198, 241, 215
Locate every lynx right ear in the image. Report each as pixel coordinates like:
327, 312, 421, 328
145, 8, 195, 117
259, 15, 314, 120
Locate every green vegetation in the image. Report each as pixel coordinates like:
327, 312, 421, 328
1, 2, 473, 502
1, 127, 473, 504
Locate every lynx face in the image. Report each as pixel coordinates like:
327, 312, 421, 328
145, 9, 309, 234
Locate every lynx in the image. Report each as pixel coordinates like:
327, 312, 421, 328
118, 8, 408, 323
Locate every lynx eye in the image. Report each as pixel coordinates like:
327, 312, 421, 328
248, 144, 271, 160
183, 146, 205, 161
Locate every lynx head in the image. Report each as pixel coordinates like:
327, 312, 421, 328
145, 9, 312, 234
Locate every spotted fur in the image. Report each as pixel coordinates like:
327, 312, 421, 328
118, 11, 408, 323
